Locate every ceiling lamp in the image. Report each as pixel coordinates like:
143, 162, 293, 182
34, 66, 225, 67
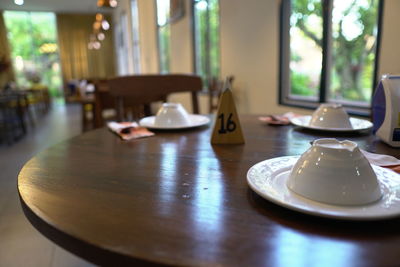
96, 13, 104, 21
93, 21, 102, 31
88, 40, 101, 50
88, 34, 101, 50
92, 41, 101, 50
14, 0, 24, 5
95, 13, 110, 31
97, 32, 105, 41
97, 0, 118, 8
101, 20, 110, 31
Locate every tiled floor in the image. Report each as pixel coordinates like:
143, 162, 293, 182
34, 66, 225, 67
0, 102, 95, 267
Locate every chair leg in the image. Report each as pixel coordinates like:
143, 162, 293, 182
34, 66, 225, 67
191, 92, 199, 114
16, 100, 26, 135
82, 103, 88, 131
26, 104, 35, 128
0, 103, 9, 145
2, 103, 15, 145
115, 97, 124, 122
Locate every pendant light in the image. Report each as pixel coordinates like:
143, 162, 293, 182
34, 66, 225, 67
97, 0, 118, 8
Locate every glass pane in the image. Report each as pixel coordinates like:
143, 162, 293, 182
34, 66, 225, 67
208, 0, 220, 79
289, 0, 323, 99
157, 0, 170, 26
4, 11, 62, 97
158, 25, 170, 73
131, 0, 141, 73
194, 0, 220, 86
157, 0, 170, 73
329, 0, 379, 105
194, 0, 208, 81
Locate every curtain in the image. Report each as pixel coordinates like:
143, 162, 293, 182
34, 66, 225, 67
0, 11, 15, 89
56, 13, 116, 82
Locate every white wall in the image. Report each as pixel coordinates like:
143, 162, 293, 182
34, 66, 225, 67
137, 0, 159, 73
220, 0, 281, 114
114, 0, 400, 115
167, 0, 200, 113
378, 0, 400, 77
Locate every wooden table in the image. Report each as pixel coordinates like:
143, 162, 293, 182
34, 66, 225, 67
18, 115, 400, 266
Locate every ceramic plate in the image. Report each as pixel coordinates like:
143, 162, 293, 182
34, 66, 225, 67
139, 114, 210, 129
290, 116, 373, 132
247, 156, 400, 220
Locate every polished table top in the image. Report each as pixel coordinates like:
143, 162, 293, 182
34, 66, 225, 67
18, 115, 400, 266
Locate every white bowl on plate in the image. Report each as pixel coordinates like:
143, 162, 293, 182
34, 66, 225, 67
309, 103, 352, 129
286, 138, 382, 206
154, 103, 191, 128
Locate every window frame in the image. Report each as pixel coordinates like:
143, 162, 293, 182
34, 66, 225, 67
278, 0, 385, 116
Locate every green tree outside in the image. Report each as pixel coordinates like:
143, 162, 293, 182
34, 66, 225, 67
194, 0, 220, 87
290, 0, 379, 103
4, 11, 62, 97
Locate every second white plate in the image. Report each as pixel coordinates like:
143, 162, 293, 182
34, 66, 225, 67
247, 156, 400, 220
139, 114, 210, 130
290, 116, 373, 132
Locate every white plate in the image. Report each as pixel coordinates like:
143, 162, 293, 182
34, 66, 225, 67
290, 116, 373, 132
139, 114, 210, 129
247, 156, 400, 220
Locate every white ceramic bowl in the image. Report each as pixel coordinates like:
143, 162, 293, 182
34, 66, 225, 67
309, 103, 352, 129
154, 103, 191, 127
286, 138, 382, 206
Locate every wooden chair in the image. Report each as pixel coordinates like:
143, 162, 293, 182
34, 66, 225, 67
92, 79, 155, 128
88, 78, 166, 129
81, 79, 114, 131
93, 79, 115, 128
79, 79, 96, 131
107, 74, 202, 122
0, 91, 26, 144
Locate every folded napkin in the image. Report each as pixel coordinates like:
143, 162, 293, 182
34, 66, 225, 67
107, 122, 154, 141
259, 112, 302, 125
361, 150, 400, 173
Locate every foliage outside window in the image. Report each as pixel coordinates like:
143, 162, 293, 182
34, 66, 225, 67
280, 0, 382, 113
4, 11, 62, 97
192, 0, 220, 87
156, 0, 171, 73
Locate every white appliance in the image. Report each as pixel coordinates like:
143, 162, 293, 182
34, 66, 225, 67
374, 75, 400, 147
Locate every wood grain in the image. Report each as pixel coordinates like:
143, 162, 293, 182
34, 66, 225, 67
18, 115, 400, 266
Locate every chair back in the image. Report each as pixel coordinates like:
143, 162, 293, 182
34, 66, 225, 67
93, 79, 114, 128
108, 74, 202, 121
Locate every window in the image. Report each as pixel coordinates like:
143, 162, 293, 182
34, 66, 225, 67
156, 0, 171, 73
279, 0, 383, 114
115, 12, 130, 75
4, 11, 62, 96
131, 0, 141, 73
192, 0, 220, 87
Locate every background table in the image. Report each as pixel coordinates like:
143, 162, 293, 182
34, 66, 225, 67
18, 115, 400, 266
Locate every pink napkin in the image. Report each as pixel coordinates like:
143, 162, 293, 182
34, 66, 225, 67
361, 150, 400, 173
259, 112, 302, 125
107, 122, 154, 141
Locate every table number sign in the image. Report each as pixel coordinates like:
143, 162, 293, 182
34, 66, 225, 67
211, 79, 244, 145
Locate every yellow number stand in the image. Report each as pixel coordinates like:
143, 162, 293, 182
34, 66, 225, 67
211, 79, 245, 145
